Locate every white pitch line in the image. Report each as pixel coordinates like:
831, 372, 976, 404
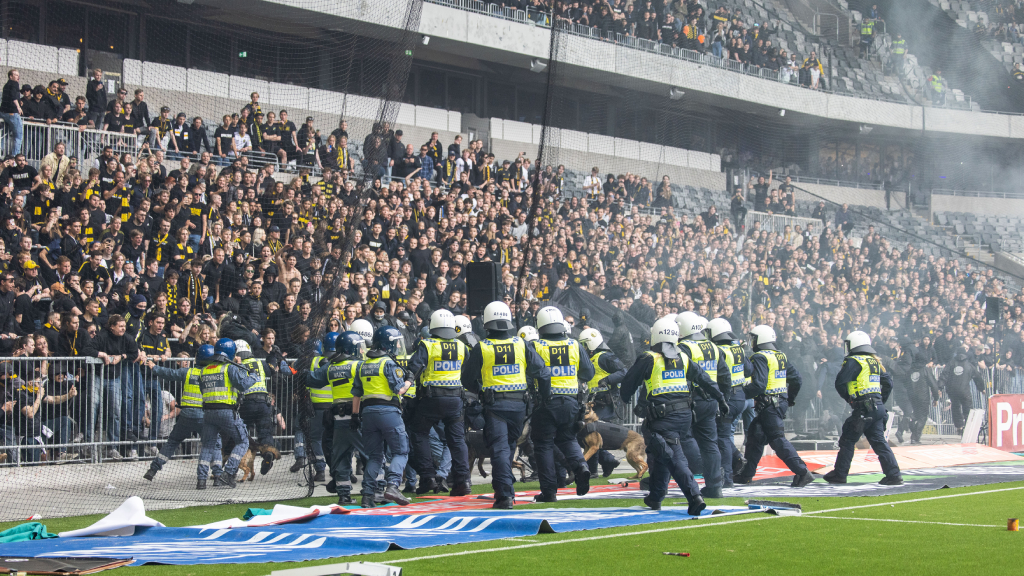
386, 485, 1024, 564
807, 516, 1003, 528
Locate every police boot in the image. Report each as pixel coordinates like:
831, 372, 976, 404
326, 480, 337, 494
143, 467, 158, 481
732, 474, 752, 485
700, 485, 724, 498
436, 477, 451, 494
492, 497, 515, 509
289, 457, 306, 473
574, 466, 591, 496
643, 495, 661, 510
260, 445, 279, 475
338, 494, 354, 505
534, 492, 558, 503
686, 495, 707, 516
360, 495, 376, 508
823, 470, 847, 484
602, 458, 621, 478
220, 474, 238, 489
792, 470, 816, 488
879, 474, 904, 486
196, 479, 207, 490
313, 470, 326, 483
384, 485, 411, 506
449, 481, 472, 497
416, 477, 438, 495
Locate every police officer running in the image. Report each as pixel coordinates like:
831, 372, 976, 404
460, 300, 550, 509
352, 325, 412, 508
578, 327, 627, 476
620, 316, 724, 514
530, 306, 594, 502
292, 339, 332, 480
308, 331, 367, 504
733, 325, 815, 487
824, 331, 903, 485
406, 310, 472, 496
195, 338, 258, 488
142, 345, 223, 482
706, 318, 750, 488
676, 312, 730, 499
235, 339, 280, 475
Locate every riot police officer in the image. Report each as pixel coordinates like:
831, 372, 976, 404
733, 325, 815, 487
195, 338, 258, 489
620, 316, 724, 514
456, 314, 480, 348
309, 331, 367, 504
460, 300, 550, 509
350, 319, 375, 348
352, 325, 412, 508
939, 344, 987, 436
292, 338, 332, 480
707, 318, 750, 488
143, 345, 223, 482
530, 306, 595, 502
675, 312, 730, 498
824, 331, 903, 485
406, 310, 472, 496
578, 327, 626, 476
235, 339, 279, 475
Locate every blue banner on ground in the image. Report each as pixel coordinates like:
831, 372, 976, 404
1, 506, 755, 565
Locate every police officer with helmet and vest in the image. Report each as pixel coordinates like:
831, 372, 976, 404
619, 316, 722, 514
460, 300, 550, 509
733, 325, 816, 487
824, 331, 903, 485
308, 331, 367, 504
530, 306, 595, 502
455, 314, 480, 348
142, 344, 224, 483
235, 339, 280, 475
195, 338, 258, 489
291, 337, 333, 481
405, 310, 472, 496
706, 317, 751, 488
352, 325, 412, 508
675, 312, 731, 498
578, 327, 626, 476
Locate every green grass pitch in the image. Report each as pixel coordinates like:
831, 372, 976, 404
5, 478, 1024, 575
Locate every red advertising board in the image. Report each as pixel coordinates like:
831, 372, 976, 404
988, 394, 1024, 452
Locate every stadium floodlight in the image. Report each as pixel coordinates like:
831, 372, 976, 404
860, 125, 873, 134
421, 35, 430, 45
779, 109, 786, 117
530, 59, 548, 73
669, 88, 685, 100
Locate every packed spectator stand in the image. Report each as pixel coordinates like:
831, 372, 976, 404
0, 61, 1020, 469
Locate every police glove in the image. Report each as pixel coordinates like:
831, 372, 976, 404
349, 413, 361, 430
718, 399, 730, 417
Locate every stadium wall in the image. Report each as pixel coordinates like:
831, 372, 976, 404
931, 193, 1024, 217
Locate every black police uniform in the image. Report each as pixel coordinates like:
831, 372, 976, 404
829, 352, 901, 482
938, 349, 986, 433
734, 348, 813, 485
711, 338, 751, 487
406, 336, 471, 493
619, 345, 722, 511
530, 334, 595, 499
678, 337, 731, 494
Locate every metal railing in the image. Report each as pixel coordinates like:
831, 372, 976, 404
0, 355, 304, 467
745, 209, 822, 234
932, 188, 1024, 199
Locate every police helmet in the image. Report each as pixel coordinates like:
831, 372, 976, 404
844, 330, 876, 356
536, 306, 566, 336
707, 318, 736, 342
323, 331, 341, 353
748, 325, 777, 352
214, 337, 236, 360
350, 319, 374, 342
196, 344, 216, 365
676, 311, 707, 340
518, 325, 539, 342
337, 331, 365, 356
234, 339, 251, 354
453, 314, 473, 336
429, 309, 458, 339
650, 316, 681, 347
371, 325, 403, 355
483, 301, 514, 331
578, 328, 605, 352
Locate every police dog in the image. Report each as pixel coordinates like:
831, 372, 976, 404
580, 405, 648, 479
220, 441, 259, 482
466, 428, 528, 482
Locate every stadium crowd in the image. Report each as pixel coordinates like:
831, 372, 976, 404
0, 66, 1019, 468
